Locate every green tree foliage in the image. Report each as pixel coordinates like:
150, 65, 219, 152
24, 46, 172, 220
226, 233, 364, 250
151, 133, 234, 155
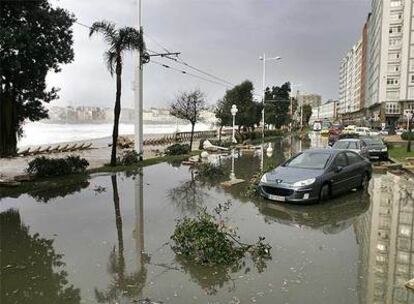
302, 104, 313, 127
0, 0, 75, 156
215, 80, 262, 131
0, 209, 81, 304
89, 21, 145, 166
264, 82, 291, 129
170, 89, 206, 150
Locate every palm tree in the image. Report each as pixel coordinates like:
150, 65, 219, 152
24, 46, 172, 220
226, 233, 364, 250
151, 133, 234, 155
89, 21, 145, 166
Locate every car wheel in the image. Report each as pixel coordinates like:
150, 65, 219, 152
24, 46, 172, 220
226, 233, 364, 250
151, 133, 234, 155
319, 184, 330, 202
359, 173, 370, 191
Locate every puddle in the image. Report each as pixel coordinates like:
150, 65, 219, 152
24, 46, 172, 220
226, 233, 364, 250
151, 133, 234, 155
1, 135, 413, 303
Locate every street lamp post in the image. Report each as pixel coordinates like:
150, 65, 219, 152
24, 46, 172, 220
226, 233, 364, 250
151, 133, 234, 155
231, 104, 238, 143
259, 54, 281, 140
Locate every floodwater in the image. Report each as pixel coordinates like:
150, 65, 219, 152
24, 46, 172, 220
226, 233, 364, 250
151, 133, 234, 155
1, 134, 414, 304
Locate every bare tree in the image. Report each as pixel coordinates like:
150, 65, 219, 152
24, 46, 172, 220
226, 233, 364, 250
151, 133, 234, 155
170, 90, 206, 150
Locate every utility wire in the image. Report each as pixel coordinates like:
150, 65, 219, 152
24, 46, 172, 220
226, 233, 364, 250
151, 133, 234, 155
75, 21, 243, 92
143, 32, 236, 87
150, 60, 232, 88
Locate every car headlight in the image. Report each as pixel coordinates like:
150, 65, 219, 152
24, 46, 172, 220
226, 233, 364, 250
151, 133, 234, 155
293, 178, 315, 187
260, 174, 268, 183
381, 147, 387, 152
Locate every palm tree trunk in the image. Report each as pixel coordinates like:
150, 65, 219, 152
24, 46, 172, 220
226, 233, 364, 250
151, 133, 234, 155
189, 122, 195, 151
111, 59, 122, 166
111, 175, 125, 281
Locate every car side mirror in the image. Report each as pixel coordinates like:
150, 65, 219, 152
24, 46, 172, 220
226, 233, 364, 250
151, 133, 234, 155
335, 166, 343, 173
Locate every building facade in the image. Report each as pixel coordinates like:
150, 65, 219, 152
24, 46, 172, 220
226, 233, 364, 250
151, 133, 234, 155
339, 0, 414, 126
296, 93, 322, 108
309, 100, 338, 123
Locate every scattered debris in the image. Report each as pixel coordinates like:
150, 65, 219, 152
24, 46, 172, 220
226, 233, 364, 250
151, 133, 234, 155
405, 278, 414, 290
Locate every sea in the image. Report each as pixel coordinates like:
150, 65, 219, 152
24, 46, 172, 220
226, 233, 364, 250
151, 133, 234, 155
18, 121, 213, 148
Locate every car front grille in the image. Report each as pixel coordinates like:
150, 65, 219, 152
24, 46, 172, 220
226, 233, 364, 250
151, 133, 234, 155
262, 186, 294, 197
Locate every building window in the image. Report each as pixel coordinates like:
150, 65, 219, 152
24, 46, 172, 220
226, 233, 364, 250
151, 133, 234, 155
390, 1, 402, 7
411, 75, 414, 83
387, 78, 399, 85
386, 102, 401, 114
390, 38, 401, 46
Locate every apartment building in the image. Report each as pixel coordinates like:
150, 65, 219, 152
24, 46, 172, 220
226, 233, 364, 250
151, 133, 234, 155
339, 0, 414, 126
339, 38, 363, 118
296, 93, 322, 108
309, 99, 339, 123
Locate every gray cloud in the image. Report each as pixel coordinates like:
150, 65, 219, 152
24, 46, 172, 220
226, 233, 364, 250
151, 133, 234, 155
48, 0, 371, 108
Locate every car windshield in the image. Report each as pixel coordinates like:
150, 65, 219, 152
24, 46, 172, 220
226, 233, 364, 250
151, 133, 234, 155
333, 141, 349, 149
284, 152, 331, 169
363, 138, 383, 146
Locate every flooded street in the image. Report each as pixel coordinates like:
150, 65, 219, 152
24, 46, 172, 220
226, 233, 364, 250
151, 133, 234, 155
1, 134, 414, 304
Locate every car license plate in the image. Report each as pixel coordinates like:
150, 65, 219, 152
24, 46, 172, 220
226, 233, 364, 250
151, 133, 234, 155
268, 194, 285, 202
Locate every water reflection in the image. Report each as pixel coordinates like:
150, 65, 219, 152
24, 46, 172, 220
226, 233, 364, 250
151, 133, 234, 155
355, 173, 414, 304
2, 134, 414, 303
0, 209, 81, 304
175, 257, 237, 296
94, 174, 147, 303
168, 170, 208, 214
258, 191, 369, 234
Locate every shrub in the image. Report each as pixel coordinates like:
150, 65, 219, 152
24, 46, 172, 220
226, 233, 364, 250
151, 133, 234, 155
171, 202, 271, 267
195, 162, 225, 178
27, 156, 89, 178
401, 131, 414, 140
119, 150, 140, 165
165, 143, 191, 156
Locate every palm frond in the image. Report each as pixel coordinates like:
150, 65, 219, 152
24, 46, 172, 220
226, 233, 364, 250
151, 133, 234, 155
104, 50, 117, 76
89, 20, 118, 46
118, 27, 145, 52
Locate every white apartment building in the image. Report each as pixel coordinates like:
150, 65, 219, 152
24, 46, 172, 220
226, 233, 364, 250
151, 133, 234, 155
340, 0, 414, 126
339, 38, 363, 115
309, 100, 338, 123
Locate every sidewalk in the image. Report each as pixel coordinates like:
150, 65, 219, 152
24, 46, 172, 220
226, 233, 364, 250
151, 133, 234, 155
0, 136, 206, 180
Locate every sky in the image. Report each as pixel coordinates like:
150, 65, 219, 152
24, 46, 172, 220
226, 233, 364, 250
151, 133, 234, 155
48, 0, 372, 109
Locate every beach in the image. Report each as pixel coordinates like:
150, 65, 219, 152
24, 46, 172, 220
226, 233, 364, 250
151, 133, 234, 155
18, 121, 214, 148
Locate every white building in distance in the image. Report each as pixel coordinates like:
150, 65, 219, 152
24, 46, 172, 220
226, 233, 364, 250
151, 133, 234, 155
339, 0, 414, 127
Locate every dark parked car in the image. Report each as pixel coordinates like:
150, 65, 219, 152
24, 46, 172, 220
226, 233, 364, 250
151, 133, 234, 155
259, 149, 372, 203
331, 138, 369, 158
361, 137, 388, 160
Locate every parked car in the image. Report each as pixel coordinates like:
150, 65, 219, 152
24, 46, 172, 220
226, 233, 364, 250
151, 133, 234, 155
355, 127, 379, 137
396, 128, 405, 136
331, 138, 370, 158
321, 128, 329, 136
259, 149, 372, 203
355, 127, 370, 136
361, 137, 388, 160
343, 125, 357, 134
379, 128, 389, 136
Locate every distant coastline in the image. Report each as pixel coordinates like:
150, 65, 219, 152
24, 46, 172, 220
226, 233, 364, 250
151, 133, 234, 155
44, 119, 188, 125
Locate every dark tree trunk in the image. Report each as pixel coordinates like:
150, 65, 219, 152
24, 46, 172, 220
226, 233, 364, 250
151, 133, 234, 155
0, 93, 18, 157
111, 58, 122, 166
189, 122, 195, 151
